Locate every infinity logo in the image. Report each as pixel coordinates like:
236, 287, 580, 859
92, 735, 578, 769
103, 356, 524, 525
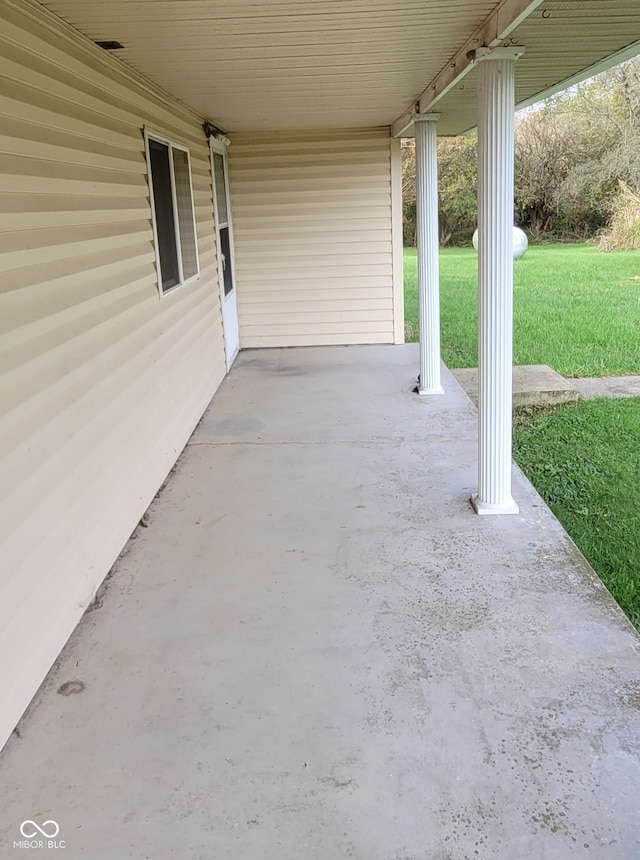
20, 820, 60, 839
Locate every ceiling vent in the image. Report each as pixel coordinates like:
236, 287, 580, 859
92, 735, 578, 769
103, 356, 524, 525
95, 40, 124, 50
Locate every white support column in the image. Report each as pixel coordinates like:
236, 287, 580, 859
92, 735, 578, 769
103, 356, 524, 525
472, 48, 523, 515
414, 114, 444, 395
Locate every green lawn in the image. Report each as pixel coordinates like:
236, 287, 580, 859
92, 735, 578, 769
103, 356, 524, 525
404, 244, 640, 376
513, 398, 640, 630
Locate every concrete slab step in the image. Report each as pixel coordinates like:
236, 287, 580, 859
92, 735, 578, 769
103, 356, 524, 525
451, 364, 582, 407
572, 375, 640, 398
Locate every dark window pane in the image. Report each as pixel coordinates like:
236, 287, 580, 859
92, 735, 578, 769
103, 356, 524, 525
220, 226, 234, 295
213, 153, 228, 223
149, 138, 180, 291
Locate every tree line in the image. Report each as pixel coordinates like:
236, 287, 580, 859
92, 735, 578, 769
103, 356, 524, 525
402, 57, 640, 250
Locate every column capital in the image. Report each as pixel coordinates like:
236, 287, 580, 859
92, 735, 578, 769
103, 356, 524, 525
413, 112, 441, 123
471, 46, 524, 63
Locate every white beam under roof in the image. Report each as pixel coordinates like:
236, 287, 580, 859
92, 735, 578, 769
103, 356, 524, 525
392, 0, 542, 137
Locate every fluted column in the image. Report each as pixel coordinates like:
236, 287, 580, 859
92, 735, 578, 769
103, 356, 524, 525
472, 49, 522, 515
414, 114, 444, 395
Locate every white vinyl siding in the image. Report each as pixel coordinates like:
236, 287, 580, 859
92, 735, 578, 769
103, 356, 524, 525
0, 0, 226, 748
228, 129, 399, 347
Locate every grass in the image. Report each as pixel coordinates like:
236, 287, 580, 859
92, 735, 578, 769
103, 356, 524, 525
513, 398, 640, 630
404, 244, 640, 376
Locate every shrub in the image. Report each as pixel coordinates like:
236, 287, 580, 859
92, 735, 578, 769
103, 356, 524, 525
598, 181, 640, 251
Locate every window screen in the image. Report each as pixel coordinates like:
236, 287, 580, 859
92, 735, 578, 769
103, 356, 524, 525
172, 148, 198, 281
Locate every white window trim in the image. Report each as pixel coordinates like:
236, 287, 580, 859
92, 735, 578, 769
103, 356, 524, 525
144, 127, 200, 298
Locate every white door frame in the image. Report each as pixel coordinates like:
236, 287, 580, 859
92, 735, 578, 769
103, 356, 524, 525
210, 136, 240, 370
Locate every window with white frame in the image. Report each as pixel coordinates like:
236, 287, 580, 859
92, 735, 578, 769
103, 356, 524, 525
145, 131, 199, 294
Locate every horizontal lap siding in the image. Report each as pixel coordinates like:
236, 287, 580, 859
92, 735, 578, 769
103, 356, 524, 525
229, 129, 396, 347
0, 0, 226, 748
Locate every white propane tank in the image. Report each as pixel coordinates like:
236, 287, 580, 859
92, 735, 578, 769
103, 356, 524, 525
472, 226, 529, 260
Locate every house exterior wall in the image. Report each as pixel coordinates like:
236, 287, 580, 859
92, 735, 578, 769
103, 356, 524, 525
228, 128, 403, 347
0, 0, 407, 749
0, 0, 227, 747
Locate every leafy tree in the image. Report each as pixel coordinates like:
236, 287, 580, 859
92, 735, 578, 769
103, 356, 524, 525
402, 133, 478, 247
514, 107, 585, 237
401, 56, 640, 248
437, 132, 478, 245
401, 139, 417, 246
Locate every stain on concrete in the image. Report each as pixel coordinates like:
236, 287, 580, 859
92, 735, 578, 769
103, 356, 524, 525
198, 413, 265, 436
57, 681, 86, 696
618, 680, 640, 710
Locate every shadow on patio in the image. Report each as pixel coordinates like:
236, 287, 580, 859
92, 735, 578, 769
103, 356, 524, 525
1, 345, 639, 859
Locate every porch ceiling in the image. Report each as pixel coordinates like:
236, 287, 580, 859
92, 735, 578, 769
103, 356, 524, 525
38, 0, 640, 133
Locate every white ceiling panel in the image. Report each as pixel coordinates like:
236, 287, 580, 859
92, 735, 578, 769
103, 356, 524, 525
36, 0, 640, 133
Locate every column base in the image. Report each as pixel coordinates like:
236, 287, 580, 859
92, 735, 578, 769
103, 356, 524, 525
471, 494, 519, 515
418, 385, 444, 396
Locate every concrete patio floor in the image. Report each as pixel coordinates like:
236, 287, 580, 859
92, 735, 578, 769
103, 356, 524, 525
1, 344, 639, 859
